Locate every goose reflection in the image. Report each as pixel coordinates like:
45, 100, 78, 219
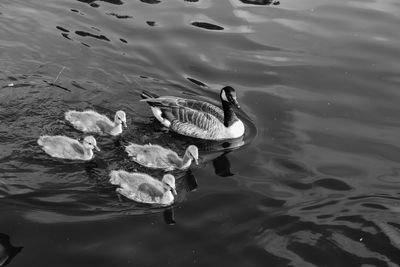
0, 233, 22, 267
213, 152, 234, 177
195, 136, 244, 177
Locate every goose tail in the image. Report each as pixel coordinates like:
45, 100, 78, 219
140, 90, 159, 100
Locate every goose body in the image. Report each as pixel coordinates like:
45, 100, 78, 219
109, 170, 177, 206
37, 135, 100, 160
140, 86, 245, 140
125, 143, 198, 171
65, 110, 127, 136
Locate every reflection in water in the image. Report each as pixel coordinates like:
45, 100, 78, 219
239, 0, 280, 5
165, 170, 198, 225
213, 153, 234, 177
75, 30, 110, 42
373, 220, 400, 250
146, 21, 156, 27
186, 77, 207, 87
191, 22, 224, 31
0, 234, 22, 267
163, 208, 175, 225
76, 0, 123, 5
107, 13, 132, 19
140, 0, 161, 4
179, 169, 198, 192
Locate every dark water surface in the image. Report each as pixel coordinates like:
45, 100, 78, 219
1, 0, 400, 266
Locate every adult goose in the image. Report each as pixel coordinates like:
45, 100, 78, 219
140, 86, 245, 140
37, 135, 100, 160
125, 143, 198, 171
65, 110, 127, 136
109, 170, 177, 206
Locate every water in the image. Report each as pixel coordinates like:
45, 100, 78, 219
1, 0, 400, 266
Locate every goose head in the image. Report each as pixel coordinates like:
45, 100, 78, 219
114, 110, 127, 128
83, 136, 100, 151
162, 174, 177, 195
186, 145, 199, 165
220, 86, 240, 109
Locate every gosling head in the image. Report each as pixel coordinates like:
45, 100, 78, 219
83, 136, 100, 151
186, 145, 199, 165
220, 86, 240, 109
162, 174, 177, 196
115, 110, 127, 128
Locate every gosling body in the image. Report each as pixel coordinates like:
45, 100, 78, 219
65, 110, 127, 136
109, 170, 176, 206
37, 135, 100, 160
125, 143, 199, 171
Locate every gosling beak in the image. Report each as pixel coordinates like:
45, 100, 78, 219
171, 187, 177, 196
94, 145, 100, 152
123, 121, 127, 128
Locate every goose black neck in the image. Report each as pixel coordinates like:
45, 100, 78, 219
222, 100, 238, 127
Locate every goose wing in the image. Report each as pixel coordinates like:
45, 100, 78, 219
176, 98, 224, 123
162, 107, 225, 140
142, 96, 224, 123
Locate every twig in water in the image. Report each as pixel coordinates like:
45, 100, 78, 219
53, 66, 66, 84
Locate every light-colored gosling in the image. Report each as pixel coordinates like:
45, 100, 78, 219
65, 110, 127, 136
37, 135, 100, 160
109, 170, 177, 206
125, 143, 199, 171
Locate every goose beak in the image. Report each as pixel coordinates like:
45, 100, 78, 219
229, 96, 240, 109
193, 156, 199, 165
94, 145, 100, 152
233, 98, 240, 109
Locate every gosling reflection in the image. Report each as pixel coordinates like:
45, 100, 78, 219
162, 170, 198, 225
0, 233, 22, 267
163, 208, 175, 225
